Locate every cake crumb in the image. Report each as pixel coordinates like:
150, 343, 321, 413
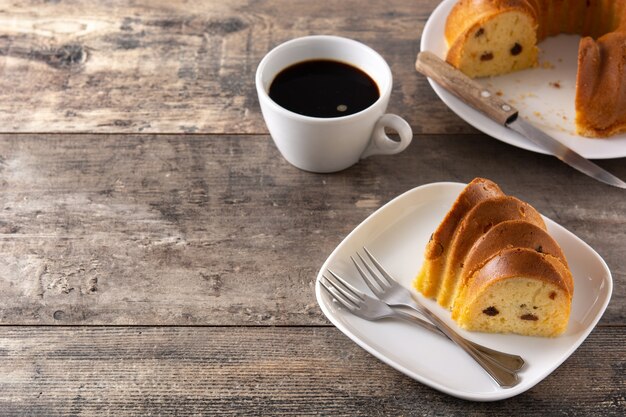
541, 60, 555, 69
518, 92, 537, 100
496, 90, 503, 96
549, 81, 561, 89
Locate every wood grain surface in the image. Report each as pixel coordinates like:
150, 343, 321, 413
0, 0, 470, 135
0, 326, 624, 416
0, 133, 623, 326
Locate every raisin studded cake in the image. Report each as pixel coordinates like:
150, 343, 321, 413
443, 0, 626, 137
413, 178, 573, 336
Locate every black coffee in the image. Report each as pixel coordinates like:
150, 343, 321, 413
269, 59, 380, 118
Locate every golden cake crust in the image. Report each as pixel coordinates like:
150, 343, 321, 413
445, 0, 537, 45
576, 32, 626, 137
461, 247, 572, 301
460, 219, 567, 285
415, 177, 504, 297
437, 195, 546, 308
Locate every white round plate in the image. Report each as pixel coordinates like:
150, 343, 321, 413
315, 182, 612, 401
420, 0, 626, 159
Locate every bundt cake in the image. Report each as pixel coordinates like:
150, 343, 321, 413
443, 0, 626, 137
413, 178, 573, 336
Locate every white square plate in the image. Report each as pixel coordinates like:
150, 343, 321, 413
315, 182, 612, 401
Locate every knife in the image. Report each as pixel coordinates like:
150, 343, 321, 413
415, 51, 626, 189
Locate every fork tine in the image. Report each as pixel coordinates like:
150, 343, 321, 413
322, 275, 357, 303
356, 252, 389, 290
351, 255, 385, 298
363, 247, 394, 285
320, 276, 358, 311
327, 269, 366, 302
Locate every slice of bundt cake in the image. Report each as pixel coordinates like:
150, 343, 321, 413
459, 219, 568, 278
414, 178, 504, 298
451, 219, 569, 320
414, 178, 573, 336
437, 195, 546, 309
453, 247, 573, 337
444, 1, 539, 78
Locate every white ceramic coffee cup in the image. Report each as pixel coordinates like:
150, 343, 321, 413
256, 35, 413, 173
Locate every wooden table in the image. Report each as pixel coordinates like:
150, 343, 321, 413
1, 1, 624, 415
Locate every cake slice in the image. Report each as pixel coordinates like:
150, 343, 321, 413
444, 1, 539, 77
436, 196, 546, 309
413, 177, 574, 337
414, 178, 504, 297
454, 247, 573, 337
451, 219, 569, 320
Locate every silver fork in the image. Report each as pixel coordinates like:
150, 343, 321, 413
322, 271, 441, 333
354, 248, 525, 370
321, 270, 521, 372
350, 247, 522, 387
320, 272, 520, 388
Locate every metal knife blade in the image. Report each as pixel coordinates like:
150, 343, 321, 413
507, 116, 626, 189
415, 51, 626, 189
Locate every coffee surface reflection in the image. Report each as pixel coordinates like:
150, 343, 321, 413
269, 59, 380, 118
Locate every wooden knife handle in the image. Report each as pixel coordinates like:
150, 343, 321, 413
415, 51, 518, 126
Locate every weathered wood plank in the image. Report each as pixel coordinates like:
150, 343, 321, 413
0, 326, 623, 416
0, 133, 623, 325
0, 0, 470, 134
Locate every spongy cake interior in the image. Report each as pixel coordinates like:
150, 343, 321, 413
456, 277, 570, 337
450, 11, 538, 77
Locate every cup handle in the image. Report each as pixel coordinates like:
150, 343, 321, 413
360, 114, 413, 159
